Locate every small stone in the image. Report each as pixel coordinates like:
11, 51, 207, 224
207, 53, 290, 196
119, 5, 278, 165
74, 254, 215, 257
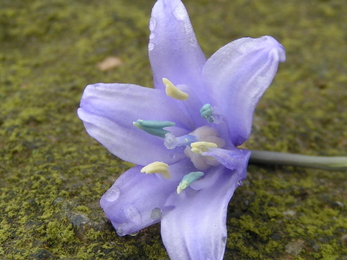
97, 56, 123, 71
285, 239, 305, 256
282, 210, 296, 217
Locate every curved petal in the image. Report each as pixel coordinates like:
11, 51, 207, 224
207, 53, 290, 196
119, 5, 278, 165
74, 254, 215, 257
161, 166, 245, 260
149, 0, 206, 91
202, 148, 250, 175
191, 148, 250, 190
202, 36, 286, 145
77, 83, 190, 165
100, 159, 194, 236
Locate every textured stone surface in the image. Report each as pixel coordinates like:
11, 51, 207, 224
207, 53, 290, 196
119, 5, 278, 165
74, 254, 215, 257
0, 0, 346, 259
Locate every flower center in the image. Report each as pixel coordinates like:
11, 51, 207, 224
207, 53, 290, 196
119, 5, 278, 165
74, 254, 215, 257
133, 78, 227, 193
168, 125, 225, 171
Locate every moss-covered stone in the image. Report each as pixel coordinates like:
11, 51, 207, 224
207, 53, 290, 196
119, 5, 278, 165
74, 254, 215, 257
0, 0, 346, 259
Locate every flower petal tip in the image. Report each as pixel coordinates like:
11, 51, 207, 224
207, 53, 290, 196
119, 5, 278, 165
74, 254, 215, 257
262, 35, 286, 63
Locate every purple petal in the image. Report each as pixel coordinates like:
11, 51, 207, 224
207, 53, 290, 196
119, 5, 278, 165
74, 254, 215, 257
202, 148, 251, 172
202, 36, 286, 146
161, 166, 244, 260
191, 148, 250, 190
100, 159, 194, 236
149, 0, 206, 91
77, 83, 190, 165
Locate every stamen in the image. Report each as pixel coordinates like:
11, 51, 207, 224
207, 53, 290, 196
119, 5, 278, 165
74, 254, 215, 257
163, 78, 189, 100
164, 133, 198, 149
200, 103, 222, 124
133, 119, 175, 138
141, 161, 171, 179
190, 141, 218, 154
177, 171, 204, 194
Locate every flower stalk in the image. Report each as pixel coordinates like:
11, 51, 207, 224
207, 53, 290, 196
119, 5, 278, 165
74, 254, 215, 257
250, 150, 347, 171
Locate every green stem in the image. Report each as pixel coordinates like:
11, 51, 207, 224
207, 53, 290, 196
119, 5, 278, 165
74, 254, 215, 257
249, 150, 347, 171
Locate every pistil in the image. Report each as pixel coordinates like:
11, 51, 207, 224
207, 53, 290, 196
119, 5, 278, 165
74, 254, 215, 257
164, 133, 198, 149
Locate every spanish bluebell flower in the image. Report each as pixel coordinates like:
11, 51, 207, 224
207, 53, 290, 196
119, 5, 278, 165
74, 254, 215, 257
77, 0, 285, 259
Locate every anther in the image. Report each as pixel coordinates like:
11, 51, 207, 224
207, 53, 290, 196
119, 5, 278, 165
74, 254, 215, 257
133, 119, 175, 138
163, 78, 189, 100
200, 104, 222, 124
177, 171, 204, 194
141, 161, 171, 179
190, 141, 218, 154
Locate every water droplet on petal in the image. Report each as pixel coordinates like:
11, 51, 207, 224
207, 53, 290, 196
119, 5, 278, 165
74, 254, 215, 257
211, 114, 223, 124
148, 43, 154, 51
173, 4, 187, 20
256, 75, 267, 87
104, 186, 120, 202
237, 180, 243, 186
238, 41, 256, 54
149, 33, 155, 39
164, 132, 178, 149
149, 17, 156, 31
124, 205, 141, 225
151, 208, 162, 221
189, 37, 197, 46
116, 226, 124, 236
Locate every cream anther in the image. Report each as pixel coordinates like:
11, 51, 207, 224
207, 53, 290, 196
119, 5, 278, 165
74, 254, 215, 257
162, 78, 189, 100
190, 141, 218, 155
141, 161, 171, 179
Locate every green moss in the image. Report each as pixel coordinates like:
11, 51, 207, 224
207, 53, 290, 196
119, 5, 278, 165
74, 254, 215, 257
1, 0, 347, 259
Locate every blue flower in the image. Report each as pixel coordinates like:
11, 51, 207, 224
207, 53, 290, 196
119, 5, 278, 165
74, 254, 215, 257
77, 0, 285, 259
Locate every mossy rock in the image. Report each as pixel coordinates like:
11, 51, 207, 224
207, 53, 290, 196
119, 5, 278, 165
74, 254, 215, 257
0, 0, 346, 259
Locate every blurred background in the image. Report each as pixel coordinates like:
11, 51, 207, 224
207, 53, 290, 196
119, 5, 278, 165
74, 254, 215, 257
0, 0, 346, 259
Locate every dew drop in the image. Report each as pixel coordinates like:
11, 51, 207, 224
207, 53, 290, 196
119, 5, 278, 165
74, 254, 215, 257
237, 180, 243, 186
104, 186, 120, 202
151, 208, 162, 221
149, 17, 156, 31
238, 41, 256, 54
149, 33, 155, 40
116, 226, 124, 236
148, 43, 154, 51
211, 114, 223, 124
173, 4, 187, 20
183, 21, 193, 34
164, 132, 177, 149
256, 75, 267, 86
189, 37, 197, 46
124, 205, 141, 225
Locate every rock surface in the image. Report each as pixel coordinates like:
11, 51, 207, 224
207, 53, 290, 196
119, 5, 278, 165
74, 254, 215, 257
0, 0, 346, 259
